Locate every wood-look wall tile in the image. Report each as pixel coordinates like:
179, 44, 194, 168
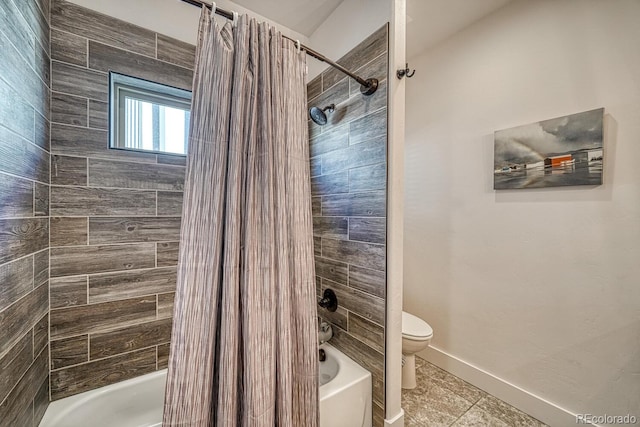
332, 85, 387, 129
312, 197, 321, 217
51, 0, 156, 57
349, 312, 384, 353
90, 318, 172, 359
156, 34, 195, 70
349, 217, 386, 245
321, 135, 386, 174
89, 267, 177, 304
89, 217, 181, 244
0, 334, 32, 404
157, 191, 183, 216
0, 78, 34, 144
0, 0, 40, 72
322, 237, 385, 272
349, 108, 387, 145
50, 295, 156, 340
157, 292, 175, 319
0, 29, 49, 116
309, 73, 348, 106
0, 256, 33, 312
88, 159, 185, 191
51, 61, 107, 102
157, 242, 179, 267
157, 155, 187, 166
318, 301, 348, 331
349, 163, 386, 192
51, 123, 156, 163
88, 99, 108, 130
11, 0, 50, 53
157, 343, 170, 369
0, 345, 48, 426
33, 314, 49, 356
310, 123, 348, 158
322, 191, 386, 217
50, 335, 88, 369
0, 218, 48, 266
331, 325, 383, 379
0, 127, 50, 183
51, 155, 87, 186
312, 217, 348, 240
324, 279, 385, 326
349, 53, 388, 97
0, 283, 48, 358
51, 92, 87, 126
349, 265, 385, 299
50, 347, 156, 400
33, 249, 49, 286
34, 182, 49, 216
313, 236, 321, 257
33, 376, 49, 427
0, 174, 33, 218
50, 217, 88, 247
34, 111, 51, 152
310, 157, 321, 177
50, 243, 156, 277
308, 118, 322, 140
307, 74, 322, 102
88, 41, 193, 91
323, 25, 387, 91
373, 398, 384, 426
50, 186, 157, 216
50, 276, 87, 309
311, 171, 349, 195
314, 256, 348, 285
51, 28, 87, 67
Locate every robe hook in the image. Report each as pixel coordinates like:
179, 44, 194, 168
397, 63, 416, 79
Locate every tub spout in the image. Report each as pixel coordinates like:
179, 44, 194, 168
319, 321, 333, 344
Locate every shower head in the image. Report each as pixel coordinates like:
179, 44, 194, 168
309, 104, 335, 126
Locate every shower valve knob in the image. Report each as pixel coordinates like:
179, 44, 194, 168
318, 289, 338, 312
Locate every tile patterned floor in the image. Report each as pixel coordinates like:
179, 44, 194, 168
402, 357, 548, 426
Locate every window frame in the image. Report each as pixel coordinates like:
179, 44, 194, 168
109, 72, 192, 157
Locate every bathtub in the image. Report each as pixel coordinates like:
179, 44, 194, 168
39, 343, 372, 427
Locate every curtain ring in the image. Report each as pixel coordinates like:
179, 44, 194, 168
295, 39, 301, 53
210, 2, 217, 20
232, 11, 239, 27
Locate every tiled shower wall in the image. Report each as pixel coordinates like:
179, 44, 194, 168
48, 0, 193, 400
308, 25, 388, 427
0, 0, 51, 424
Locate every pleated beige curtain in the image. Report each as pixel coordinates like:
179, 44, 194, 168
163, 8, 318, 426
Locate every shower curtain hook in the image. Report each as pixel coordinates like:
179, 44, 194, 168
295, 39, 301, 53
210, 2, 217, 19
232, 11, 239, 27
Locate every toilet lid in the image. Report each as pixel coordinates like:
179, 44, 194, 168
402, 311, 433, 339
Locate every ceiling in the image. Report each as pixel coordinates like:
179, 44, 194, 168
407, 0, 512, 59
233, 0, 345, 36
233, 0, 512, 57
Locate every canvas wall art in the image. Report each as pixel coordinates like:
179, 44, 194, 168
494, 108, 604, 189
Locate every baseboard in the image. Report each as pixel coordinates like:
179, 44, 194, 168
419, 346, 596, 427
384, 409, 404, 427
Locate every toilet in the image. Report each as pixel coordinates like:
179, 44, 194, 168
402, 311, 433, 389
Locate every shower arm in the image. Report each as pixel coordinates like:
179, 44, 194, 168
178, 0, 380, 95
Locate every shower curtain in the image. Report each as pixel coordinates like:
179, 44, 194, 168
163, 8, 318, 427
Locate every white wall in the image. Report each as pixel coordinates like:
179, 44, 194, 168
404, 0, 640, 424
66, 0, 308, 45
307, 0, 390, 79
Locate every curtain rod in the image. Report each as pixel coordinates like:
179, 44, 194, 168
178, 0, 379, 95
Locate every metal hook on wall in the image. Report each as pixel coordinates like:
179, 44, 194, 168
397, 63, 416, 79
